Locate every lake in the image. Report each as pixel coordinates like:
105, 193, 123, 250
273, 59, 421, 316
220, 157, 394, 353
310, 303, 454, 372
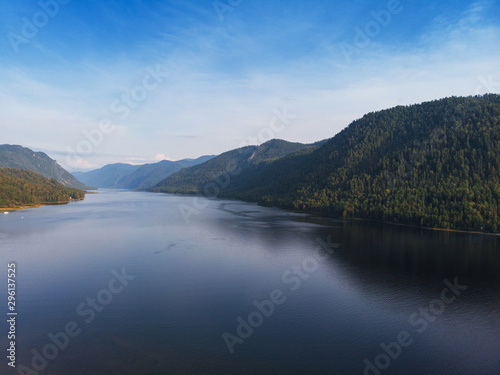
1, 189, 499, 375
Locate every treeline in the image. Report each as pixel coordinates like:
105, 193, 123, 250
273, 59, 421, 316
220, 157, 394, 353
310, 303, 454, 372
0, 168, 86, 208
223, 95, 500, 233
153, 95, 500, 233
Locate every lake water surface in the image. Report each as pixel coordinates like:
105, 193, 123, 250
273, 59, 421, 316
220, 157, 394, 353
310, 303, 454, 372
1, 190, 499, 375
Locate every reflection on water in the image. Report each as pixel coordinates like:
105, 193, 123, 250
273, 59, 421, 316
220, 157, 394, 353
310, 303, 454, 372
0, 190, 499, 375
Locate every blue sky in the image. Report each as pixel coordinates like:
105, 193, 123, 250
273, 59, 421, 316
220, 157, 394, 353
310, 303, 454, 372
1, 0, 499, 171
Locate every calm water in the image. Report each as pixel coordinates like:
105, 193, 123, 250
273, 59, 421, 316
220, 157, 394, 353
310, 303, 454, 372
1, 190, 499, 375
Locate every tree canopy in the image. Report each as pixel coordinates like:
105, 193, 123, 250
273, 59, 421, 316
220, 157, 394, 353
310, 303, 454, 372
0, 168, 86, 209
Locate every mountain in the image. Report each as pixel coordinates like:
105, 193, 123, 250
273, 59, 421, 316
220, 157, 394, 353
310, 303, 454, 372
150, 139, 318, 194
74, 155, 214, 189
153, 95, 500, 233
0, 168, 86, 209
72, 163, 141, 188
224, 95, 500, 233
0, 145, 91, 190
118, 156, 215, 189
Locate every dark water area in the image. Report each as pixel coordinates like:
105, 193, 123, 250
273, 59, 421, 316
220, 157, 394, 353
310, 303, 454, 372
0, 190, 499, 375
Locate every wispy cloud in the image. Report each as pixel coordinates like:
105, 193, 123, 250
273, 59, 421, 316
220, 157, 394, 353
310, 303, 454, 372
0, 0, 499, 171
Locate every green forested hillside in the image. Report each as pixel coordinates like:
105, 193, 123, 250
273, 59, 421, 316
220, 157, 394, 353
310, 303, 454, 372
151, 139, 316, 193
153, 95, 499, 233
0, 168, 86, 209
221, 95, 500, 233
0, 144, 92, 190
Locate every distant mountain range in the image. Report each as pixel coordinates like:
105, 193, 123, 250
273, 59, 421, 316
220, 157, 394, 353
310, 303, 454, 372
150, 95, 500, 233
72, 163, 139, 189
0, 145, 91, 190
73, 155, 214, 189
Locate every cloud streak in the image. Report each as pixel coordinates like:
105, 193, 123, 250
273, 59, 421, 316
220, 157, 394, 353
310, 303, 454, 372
0, 0, 498, 171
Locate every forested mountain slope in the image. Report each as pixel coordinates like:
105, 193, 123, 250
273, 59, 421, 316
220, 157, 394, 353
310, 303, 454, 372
0, 145, 90, 190
219, 95, 500, 233
0, 168, 86, 209
151, 139, 318, 194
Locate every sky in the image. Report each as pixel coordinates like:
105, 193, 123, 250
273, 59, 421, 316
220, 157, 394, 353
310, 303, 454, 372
0, 0, 499, 171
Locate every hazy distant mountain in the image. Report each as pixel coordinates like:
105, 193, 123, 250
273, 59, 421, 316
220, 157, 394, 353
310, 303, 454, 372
119, 156, 215, 189
74, 155, 214, 189
0, 145, 91, 190
72, 163, 141, 189
150, 139, 319, 194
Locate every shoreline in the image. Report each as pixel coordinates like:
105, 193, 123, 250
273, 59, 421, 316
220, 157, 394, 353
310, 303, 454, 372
0, 197, 85, 212
154, 190, 500, 236
0, 205, 43, 211
4, 190, 499, 237
298, 210, 500, 237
